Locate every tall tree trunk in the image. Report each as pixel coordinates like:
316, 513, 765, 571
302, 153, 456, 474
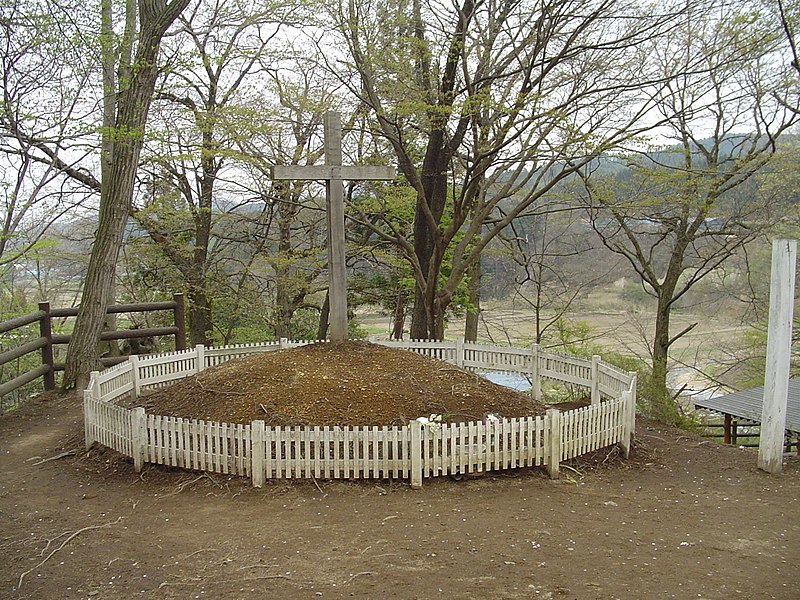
62, 0, 190, 390
391, 289, 406, 340
64, 134, 147, 388
410, 177, 448, 339
652, 294, 671, 396
274, 283, 293, 339
317, 292, 330, 340
650, 229, 692, 401
187, 276, 212, 347
402, 0, 475, 340
410, 287, 429, 339
464, 258, 481, 342
187, 119, 216, 346
274, 188, 297, 339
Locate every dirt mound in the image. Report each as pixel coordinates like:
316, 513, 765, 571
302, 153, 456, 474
135, 340, 545, 426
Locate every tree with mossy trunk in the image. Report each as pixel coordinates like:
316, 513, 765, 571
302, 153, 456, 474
62, 0, 189, 390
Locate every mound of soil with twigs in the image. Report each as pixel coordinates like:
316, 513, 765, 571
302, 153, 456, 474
134, 341, 546, 426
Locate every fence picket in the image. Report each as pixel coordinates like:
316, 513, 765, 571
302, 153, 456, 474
365, 427, 372, 478
324, 427, 333, 479
379, 426, 387, 478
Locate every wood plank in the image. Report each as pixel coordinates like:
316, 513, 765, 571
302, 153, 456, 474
153, 416, 162, 464
237, 424, 245, 475
240, 424, 247, 477
437, 425, 445, 475
467, 422, 476, 474
444, 423, 453, 475
274, 426, 283, 479
183, 417, 191, 468
367, 427, 374, 478
210, 422, 219, 472
361, 426, 369, 478
381, 426, 389, 478
271, 164, 394, 181
251, 421, 264, 487
173, 417, 182, 468
313, 426, 321, 479
303, 427, 310, 479
392, 427, 400, 478
287, 426, 294, 478
264, 426, 273, 479
221, 422, 230, 474
289, 427, 299, 479
344, 426, 351, 479
333, 426, 341, 479
194, 420, 203, 470
511, 419, 519, 468
478, 421, 486, 474
422, 427, 431, 476
353, 427, 361, 479
410, 421, 422, 488
323, 427, 332, 479
759, 239, 796, 473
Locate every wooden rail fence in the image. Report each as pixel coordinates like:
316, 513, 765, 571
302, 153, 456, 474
0, 294, 187, 402
84, 340, 637, 487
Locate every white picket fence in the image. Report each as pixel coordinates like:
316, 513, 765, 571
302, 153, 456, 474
84, 339, 637, 488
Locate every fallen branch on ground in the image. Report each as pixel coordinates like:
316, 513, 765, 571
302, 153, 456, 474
177, 548, 216, 563
159, 474, 208, 499
31, 451, 76, 466
345, 571, 374, 584
17, 517, 123, 589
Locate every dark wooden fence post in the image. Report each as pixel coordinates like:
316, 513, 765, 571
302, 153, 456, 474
1, 294, 190, 401
723, 414, 732, 444
173, 293, 187, 350
38, 302, 55, 390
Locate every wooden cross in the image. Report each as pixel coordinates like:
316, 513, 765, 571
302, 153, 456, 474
271, 111, 395, 341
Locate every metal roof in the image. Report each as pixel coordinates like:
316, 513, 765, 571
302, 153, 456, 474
692, 379, 800, 434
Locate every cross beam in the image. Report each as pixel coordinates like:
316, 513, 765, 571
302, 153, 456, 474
270, 111, 395, 341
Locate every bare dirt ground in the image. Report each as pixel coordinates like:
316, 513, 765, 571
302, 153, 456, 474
2, 392, 799, 600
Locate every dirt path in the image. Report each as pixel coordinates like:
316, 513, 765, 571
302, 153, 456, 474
1, 393, 799, 599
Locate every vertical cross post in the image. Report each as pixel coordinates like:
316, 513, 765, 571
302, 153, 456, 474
271, 111, 395, 342
323, 113, 348, 341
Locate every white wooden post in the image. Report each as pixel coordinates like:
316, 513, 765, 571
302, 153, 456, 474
132, 407, 147, 472
91, 370, 100, 400
83, 389, 95, 451
84, 371, 101, 450
279, 337, 288, 350
590, 355, 600, 405
129, 355, 141, 397
455, 338, 464, 368
546, 408, 561, 479
195, 344, 206, 373
629, 373, 637, 437
758, 239, 796, 474
251, 420, 265, 488
530, 344, 542, 400
410, 420, 423, 489
620, 391, 633, 458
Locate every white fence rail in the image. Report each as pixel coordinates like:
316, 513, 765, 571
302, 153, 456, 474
84, 340, 636, 487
